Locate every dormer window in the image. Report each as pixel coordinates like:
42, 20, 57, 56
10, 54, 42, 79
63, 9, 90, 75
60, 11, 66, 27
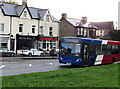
46, 15, 49, 22
24, 11, 27, 18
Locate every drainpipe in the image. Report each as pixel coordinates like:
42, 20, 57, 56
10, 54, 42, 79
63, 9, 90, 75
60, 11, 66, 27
37, 18, 40, 49
8, 16, 12, 50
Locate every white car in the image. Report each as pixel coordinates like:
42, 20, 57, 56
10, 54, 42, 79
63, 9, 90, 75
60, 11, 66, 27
17, 48, 45, 56
0, 48, 15, 57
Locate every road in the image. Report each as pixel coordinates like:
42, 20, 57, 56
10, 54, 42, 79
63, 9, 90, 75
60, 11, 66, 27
0, 59, 71, 76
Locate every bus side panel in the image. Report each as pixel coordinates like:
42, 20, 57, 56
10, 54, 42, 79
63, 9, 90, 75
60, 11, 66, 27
102, 54, 119, 64
59, 55, 83, 66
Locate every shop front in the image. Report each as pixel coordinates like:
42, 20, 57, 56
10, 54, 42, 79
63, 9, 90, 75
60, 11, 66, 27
38, 36, 58, 52
16, 34, 39, 50
0, 35, 10, 49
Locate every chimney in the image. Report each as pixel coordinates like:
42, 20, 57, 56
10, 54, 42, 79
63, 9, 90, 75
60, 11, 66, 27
81, 16, 87, 24
82, 17, 87, 22
22, 0, 27, 5
61, 13, 67, 19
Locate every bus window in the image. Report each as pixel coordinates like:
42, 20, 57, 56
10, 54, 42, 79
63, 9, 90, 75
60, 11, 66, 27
107, 45, 112, 54
89, 44, 96, 55
61, 43, 81, 56
102, 45, 107, 54
112, 45, 116, 54
96, 44, 102, 55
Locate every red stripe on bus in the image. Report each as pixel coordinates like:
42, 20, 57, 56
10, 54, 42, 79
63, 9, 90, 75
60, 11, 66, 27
107, 41, 120, 45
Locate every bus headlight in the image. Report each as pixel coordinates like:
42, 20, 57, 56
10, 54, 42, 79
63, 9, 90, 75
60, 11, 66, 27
60, 58, 63, 60
76, 59, 80, 62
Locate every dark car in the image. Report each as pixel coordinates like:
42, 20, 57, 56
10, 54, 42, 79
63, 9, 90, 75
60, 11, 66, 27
0, 48, 15, 57
50, 49, 59, 56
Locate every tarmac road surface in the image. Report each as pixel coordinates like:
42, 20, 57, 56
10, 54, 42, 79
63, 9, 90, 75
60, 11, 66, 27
0, 59, 71, 76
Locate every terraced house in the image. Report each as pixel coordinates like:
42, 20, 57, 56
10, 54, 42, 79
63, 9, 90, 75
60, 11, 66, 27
0, 0, 59, 53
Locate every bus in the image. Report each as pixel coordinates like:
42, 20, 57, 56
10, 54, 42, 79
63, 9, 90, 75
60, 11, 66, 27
59, 37, 120, 66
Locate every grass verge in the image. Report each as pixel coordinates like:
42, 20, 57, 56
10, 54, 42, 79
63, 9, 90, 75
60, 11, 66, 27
2, 63, 119, 87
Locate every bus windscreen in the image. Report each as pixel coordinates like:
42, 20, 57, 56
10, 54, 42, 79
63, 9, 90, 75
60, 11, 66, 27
61, 38, 81, 56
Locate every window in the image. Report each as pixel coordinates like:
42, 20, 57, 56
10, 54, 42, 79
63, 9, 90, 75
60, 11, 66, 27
32, 25, 36, 33
84, 29, 87, 37
46, 15, 49, 21
49, 27, 53, 36
0, 23, 4, 32
39, 26, 44, 35
24, 11, 27, 18
1, 43, 7, 48
77, 28, 80, 36
43, 40, 46, 49
81, 28, 83, 36
19, 24, 23, 32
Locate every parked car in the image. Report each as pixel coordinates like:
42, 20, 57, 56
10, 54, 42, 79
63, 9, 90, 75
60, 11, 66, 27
50, 49, 59, 56
0, 48, 15, 57
17, 48, 45, 56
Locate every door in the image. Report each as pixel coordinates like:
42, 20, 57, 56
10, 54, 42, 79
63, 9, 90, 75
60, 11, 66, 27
83, 44, 89, 65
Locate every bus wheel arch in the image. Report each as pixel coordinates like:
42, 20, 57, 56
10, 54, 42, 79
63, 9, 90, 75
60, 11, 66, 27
112, 57, 115, 63
89, 58, 94, 66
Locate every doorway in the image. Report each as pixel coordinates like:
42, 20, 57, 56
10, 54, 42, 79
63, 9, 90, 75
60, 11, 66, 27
83, 44, 89, 65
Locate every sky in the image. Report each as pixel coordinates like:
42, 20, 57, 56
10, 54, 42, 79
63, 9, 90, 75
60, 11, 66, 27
16, 0, 119, 25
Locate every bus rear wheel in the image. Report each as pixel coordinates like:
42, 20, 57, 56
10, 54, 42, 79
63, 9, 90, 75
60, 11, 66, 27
89, 59, 94, 66
112, 58, 115, 64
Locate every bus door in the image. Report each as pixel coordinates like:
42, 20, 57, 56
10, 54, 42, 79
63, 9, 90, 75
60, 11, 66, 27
83, 44, 89, 65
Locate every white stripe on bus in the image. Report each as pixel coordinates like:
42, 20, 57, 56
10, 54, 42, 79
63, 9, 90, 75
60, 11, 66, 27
102, 40, 108, 44
94, 55, 104, 65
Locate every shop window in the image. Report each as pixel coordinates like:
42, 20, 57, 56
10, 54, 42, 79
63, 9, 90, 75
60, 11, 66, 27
1, 43, 7, 48
32, 25, 36, 33
0, 23, 4, 32
43, 40, 46, 49
19, 24, 23, 32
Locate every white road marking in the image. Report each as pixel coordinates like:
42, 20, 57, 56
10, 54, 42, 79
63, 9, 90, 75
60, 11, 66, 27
50, 63, 54, 65
29, 64, 32, 67
0, 65, 5, 69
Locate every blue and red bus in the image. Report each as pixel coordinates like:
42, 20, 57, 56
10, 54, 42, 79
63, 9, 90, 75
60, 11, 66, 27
59, 37, 120, 66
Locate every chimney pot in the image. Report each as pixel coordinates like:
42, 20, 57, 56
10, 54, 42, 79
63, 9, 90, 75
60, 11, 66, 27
61, 13, 67, 19
22, 0, 27, 5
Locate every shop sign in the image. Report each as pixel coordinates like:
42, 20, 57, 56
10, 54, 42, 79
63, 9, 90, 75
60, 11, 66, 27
40, 37, 58, 41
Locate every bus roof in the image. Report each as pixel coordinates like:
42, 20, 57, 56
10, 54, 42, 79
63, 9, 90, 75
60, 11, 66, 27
62, 37, 120, 45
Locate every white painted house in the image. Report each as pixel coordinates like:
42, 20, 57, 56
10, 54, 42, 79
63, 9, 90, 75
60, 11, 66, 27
0, 2, 59, 52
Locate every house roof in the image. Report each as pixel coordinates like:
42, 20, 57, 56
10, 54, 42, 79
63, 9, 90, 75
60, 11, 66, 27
0, 2, 59, 22
90, 21, 114, 30
65, 18, 97, 29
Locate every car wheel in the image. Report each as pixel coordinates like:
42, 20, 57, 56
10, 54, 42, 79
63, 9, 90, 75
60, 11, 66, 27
10, 53, 14, 57
40, 53, 44, 56
28, 53, 32, 57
